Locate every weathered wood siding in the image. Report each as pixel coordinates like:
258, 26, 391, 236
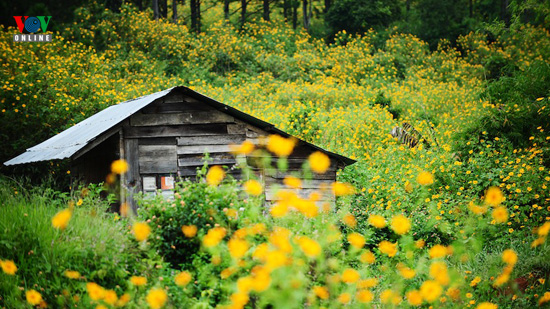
120, 92, 339, 204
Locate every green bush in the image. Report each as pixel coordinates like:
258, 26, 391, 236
0, 179, 153, 308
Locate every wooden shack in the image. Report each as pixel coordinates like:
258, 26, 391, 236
4, 86, 355, 206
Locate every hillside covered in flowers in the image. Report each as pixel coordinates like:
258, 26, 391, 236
1, 2, 550, 308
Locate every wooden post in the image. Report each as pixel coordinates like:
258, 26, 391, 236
119, 130, 126, 209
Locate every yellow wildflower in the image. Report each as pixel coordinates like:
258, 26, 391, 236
502, 249, 517, 266
492, 206, 508, 223
111, 159, 128, 174
175, 271, 192, 286
267, 135, 296, 157
64, 270, 80, 279
230, 292, 249, 308
470, 276, 481, 287
116, 293, 131, 307
309, 151, 330, 173
407, 290, 423, 306
133, 222, 151, 242
379, 241, 398, 257
391, 214, 411, 235
338, 292, 351, 304
357, 290, 374, 303
429, 245, 448, 259
476, 302, 498, 309
368, 214, 386, 228
206, 166, 225, 186
429, 261, 449, 285
182, 225, 197, 238
347, 232, 365, 249
313, 286, 329, 299
130, 276, 147, 286
420, 280, 442, 302
203, 227, 226, 247
228, 238, 249, 259
332, 182, 355, 196
243, 179, 263, 196
537, 222, 550, 236
417, 171, 434, 185
52, 208, 72, 230
26, 289, 43, 306
86, 282, 105, 301
283, 176, 302, 189
342, 213, 357, 228
295, 236, 321, 258
485, 187, 504, 206
341, 268, 360, 283
358, 278, 378, 288
146, 288, 167, 309
230, 140, 255, 155
104, 290, 118, 305
360, 251, 376, 264
1, 260, 17, 275
398, 264, 416, 279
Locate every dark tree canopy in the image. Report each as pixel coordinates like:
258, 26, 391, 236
325, 0, 401, 37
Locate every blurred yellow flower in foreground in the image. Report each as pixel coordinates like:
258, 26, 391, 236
267, 135, 296, 157
230, 140, 255, 155
146, 288, 167, 309
133, 222, 151, 242
1, 260, 17, 275
175, 271, 192, 286
417, 171, 434, 185
111, 159, 128, 174
391, 214, 411, 235
244, 179, 263, 196
182, 225, 198, 238
130, 276, 147, 286
485, 187, 504, 206
379, 241, 398, 257
368, 214, 386, 228
26, 289, 42, 306
52, 208, 72, 230
308, 151, 330, 174
203, 227, 227, 247
206, 166, 225, 186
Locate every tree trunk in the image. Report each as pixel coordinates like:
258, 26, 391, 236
190, 0, 197, 31
469, 0, 473, 17
283, 0, 289, 21
324, 0, 330, 14
241, 0, 247, 28
263, 0, 270, 21
302, 0, 309, 30
501, 0, 509, 26
197, 0, 201, 31
224, 0, 230, 21
153, 0, 159, 20
173, 0, 178, 23
292, 0, 297, 29
160, 0, 168, 18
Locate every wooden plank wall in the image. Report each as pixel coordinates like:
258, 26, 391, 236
122, 92, 338, 204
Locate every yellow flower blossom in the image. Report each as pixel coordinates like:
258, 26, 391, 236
175, 271, 192, 286
492, 206, 508, 223
283, 176, 302, 189
379, 241, 398, 257
429, 245, 448, 259
228, 237, 249, 258
368, 214, 386, 228
313, 286, 329, 299
485, 187, 504, 206
52, 208, 72, 230
420, 280, 442, 302
391, 214, 411, 235
357, 290, 374, 303
360, 251, 376, 264
502, 249, 517, 266
338, 292, 351, 304
1, 260, 17, 275
309, 151, 330, 173
104, 290, 118, 305
146, 288, 167, 309
203, 227, 226, 247
417, 171, 434, 185
243, 179, 263, 196
295, 236, 321, 258
206, 166, 225, 186
230, 140, 255, 155
133, 222, 151, 242
111, 159, 129, 174
341, 268, 360, 283
182, 225, 197, 238
347, 232, 365, 249
130, 276, 147, 286
267, 135, 296, 157
86, 282, 105, 301
26, 289, 43, 306
64, 270, 80, 279
407, 290, 423, 306
332, 182, 355, 196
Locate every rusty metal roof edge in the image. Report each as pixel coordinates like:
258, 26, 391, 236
177, 86, 356, 166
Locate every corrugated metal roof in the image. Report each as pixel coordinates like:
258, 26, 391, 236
4, 88, 174, 166
4, 86, 355, 166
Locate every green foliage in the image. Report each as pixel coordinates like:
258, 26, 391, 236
325, 0, 401, 38
0, 179, 154, 308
